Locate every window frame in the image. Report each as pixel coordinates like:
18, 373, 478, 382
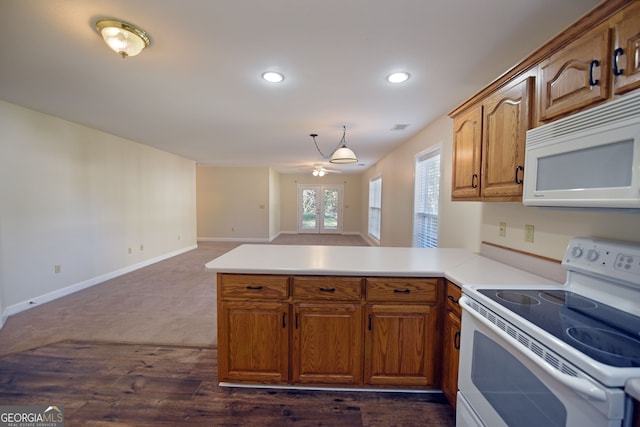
368, 175, 382, 242
413, 146, 441, 248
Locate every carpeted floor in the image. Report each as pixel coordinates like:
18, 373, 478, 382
0, 234, 369, 357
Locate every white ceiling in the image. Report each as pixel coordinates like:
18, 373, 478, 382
0, 0, 601, 174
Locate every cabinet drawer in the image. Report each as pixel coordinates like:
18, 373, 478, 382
293, 276, 362, 301
446, 281, 462, 317
366, 278, 438, 303
219, 274, 289, 300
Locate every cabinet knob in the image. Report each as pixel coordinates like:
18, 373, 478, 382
393, 289, 411, 294
471, 173, 478, 189
319, 287, 336, 293
515, 165, 524, 185
447, 295, 459, 304
246, 285, 263, 290
454, 331, 461, 350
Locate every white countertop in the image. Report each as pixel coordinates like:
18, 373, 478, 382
205, 244, 559, 288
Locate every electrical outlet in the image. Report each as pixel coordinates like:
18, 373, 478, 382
128, 247, 132, 254
140, 244, 144, 251
524, 225, 535, 243
54, 265, 61, 274
499, 222, 506, 237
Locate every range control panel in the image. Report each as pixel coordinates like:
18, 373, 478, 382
563, 237, 640, 285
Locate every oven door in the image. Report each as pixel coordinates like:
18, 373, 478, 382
458, 295, 626, 427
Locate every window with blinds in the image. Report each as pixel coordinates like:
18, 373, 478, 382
413, 149, 440, 248
368, 176, 382, 241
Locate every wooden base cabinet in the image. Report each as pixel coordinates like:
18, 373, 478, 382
364, 278, 441, 387
218, 301, 289, 383
442, 281, 462, 408
292, 303, 362, 385
217, 273, 444, 390
365, 304, 438, 387
217, 274, 290, 384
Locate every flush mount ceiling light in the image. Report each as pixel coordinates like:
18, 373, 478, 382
310, 126, 358, 164
387, 72, 410, 83
95, 19, 150, 58
262, 71, 284, 83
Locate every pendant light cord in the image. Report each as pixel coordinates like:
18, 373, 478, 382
311, 126, 348, 159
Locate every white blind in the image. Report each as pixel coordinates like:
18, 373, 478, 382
368, 176, 382, 240
413, 150, 440, 248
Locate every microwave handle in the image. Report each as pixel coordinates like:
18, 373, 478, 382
460, 295, 607, 402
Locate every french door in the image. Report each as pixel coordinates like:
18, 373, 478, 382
297, 184, 344, 234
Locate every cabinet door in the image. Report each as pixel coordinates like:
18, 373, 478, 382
292, 303, 362, 385
218, 301, 289, 383
364, 304, 439, 387
442, 310, 461, 408
539, 23, 611, 121
613, 2, 640, 95
481, 76, 533, 199
451, 104, 483, 199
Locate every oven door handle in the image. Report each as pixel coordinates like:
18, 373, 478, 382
460, 296, 607, 402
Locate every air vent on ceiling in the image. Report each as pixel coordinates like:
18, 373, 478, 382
391, 124, 409, 131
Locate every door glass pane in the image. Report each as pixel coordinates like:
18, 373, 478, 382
301, 189, 317, 230
472, 332, 567, 427
323, 189, 338, 230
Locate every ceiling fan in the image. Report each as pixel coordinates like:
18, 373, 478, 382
301, 164, 342, 176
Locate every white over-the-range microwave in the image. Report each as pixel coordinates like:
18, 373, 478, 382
523, 89, 640, 209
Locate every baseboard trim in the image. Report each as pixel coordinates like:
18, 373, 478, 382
198, 237, 271, 243
218, 382, 443, 394
2, 244, 198, 322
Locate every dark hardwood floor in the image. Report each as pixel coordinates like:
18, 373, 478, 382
0, 341, 455, 426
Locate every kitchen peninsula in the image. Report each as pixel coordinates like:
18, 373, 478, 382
205, 244, 554, 394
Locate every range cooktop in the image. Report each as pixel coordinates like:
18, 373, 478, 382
478, 289, 640, 368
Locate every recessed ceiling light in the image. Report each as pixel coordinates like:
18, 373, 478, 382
387, 72, 410, 84
262, 71, 284, 83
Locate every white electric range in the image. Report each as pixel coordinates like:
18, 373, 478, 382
457, 237, 640, 427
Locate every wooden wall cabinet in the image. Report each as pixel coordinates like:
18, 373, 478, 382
452, 104, 483, 199
538, 22, 611, 122
441, 281, 462, 408
539, 3, 640, 122
451, 75, 534, 201
613, 1, 640, 96
364, 278, 441, 387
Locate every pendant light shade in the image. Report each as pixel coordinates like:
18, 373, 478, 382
96, 19, 150, 58
330, 146, 358, 164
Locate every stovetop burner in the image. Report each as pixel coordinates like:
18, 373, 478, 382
478, 289, 640, 367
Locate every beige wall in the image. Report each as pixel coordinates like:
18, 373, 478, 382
0, 100, 197, 317
279, 173, 362, 234
361, 116, 483, 250
481, 203, 640, 260
196, 166, 272, 241
269, 168, 281, 240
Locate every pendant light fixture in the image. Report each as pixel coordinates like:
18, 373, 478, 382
310, 126, 358, 164
96, 19, 150, 58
